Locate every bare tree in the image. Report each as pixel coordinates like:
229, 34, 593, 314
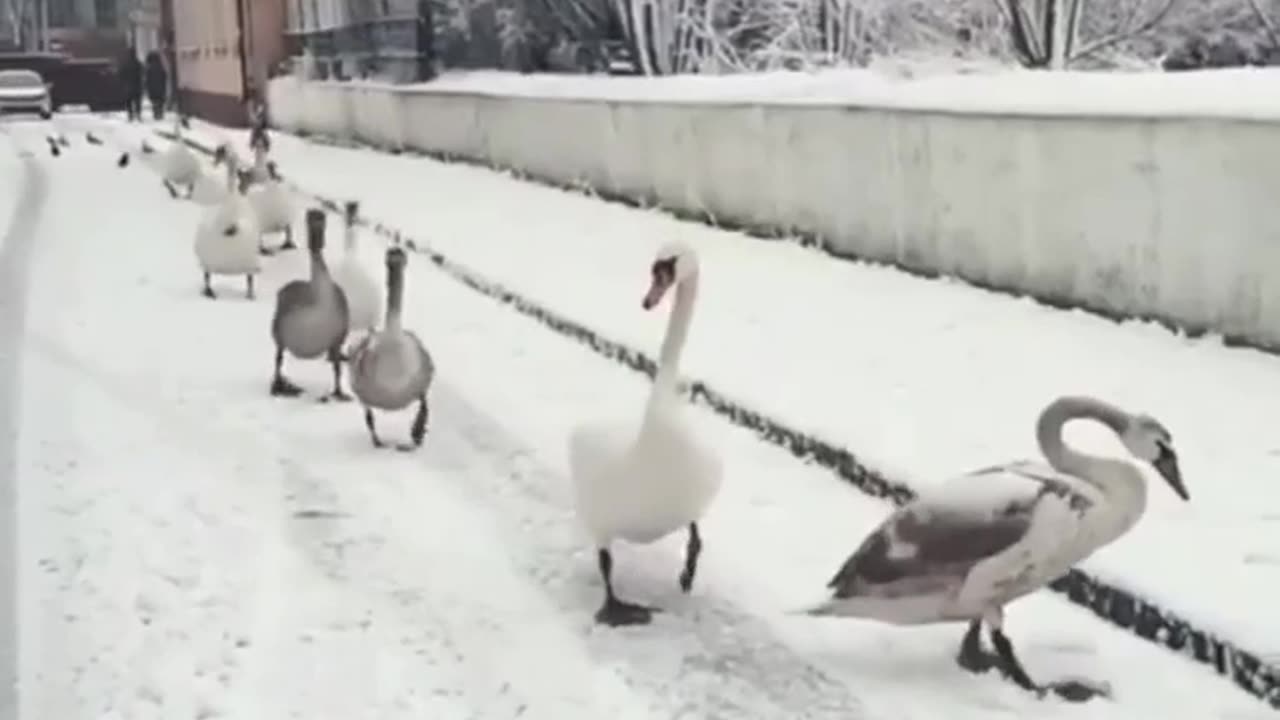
2, 0, 33, 48
1243, 0, 1280, 50
611, 0, 1003, 74
555, 0, 1239, 75
997, 0, 1182, 68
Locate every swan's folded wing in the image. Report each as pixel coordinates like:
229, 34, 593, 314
827, 499, 1034, 599
961, 461, 1098, 514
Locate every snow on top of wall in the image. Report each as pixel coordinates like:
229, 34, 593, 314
326, 64, 1280, 121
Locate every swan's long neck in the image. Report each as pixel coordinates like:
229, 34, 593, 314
309, 246, 333, 287
385, 264, 404, 333
645, 271, 698, 418
1036, 396, 1147, 533
343, 224, 357, 254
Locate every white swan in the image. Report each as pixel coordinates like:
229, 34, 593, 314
331, 200, 382, 350
350, 245, 434, 451
804, 395, 1188, 702
194, 144, 261, 300
246, 160, 297, 255
568, 241, 723, 627
161, 114, 200, 199
270, 208, 351, 401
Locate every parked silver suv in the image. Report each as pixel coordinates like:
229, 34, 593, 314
0, 69, 53, 119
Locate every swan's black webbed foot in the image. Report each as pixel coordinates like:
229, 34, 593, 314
280, 239, 297, 250
222, 224, 238, 237
595, 596, 656, 627
988, 626, 1108, 703
593, 547, 658, 627
363, 407, 385, 448
956, 620, 1000, 674
258, 246, 275, 256
270, 376, 303, 397
164, 180, 179, 198
320, 389, 352, 403
201, 273, 215, 299
1045, 679, 1111, 703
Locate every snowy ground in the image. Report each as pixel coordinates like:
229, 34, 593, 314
0, 124, 23, 252
144, 115, 1280, 662
0, 115, 1271, 718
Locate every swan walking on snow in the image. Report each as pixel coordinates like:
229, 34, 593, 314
350, 245, 434, 451
194, 144, 260, 299
568, 241, 723, 627
161, 114, 200, 199
246, 160, 297, 255
269, 208, 351, 401
804, 396, 1189, 702
331, 200, 382, 352
244, 124, 297, 255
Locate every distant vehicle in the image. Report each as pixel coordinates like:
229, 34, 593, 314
0, 68, 53, 119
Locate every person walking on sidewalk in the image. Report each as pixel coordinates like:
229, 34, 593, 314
144, 50, 169, 121
117, 46, 143, 121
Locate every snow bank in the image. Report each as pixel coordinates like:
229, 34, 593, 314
267, 69, 1280, 349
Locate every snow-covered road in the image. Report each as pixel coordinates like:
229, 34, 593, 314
0, 117, 1270, 718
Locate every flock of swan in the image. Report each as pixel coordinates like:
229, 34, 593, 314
115, 114, 1190, 705
150, 114, 435, 449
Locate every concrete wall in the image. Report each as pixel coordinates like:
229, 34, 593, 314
265, 74, 1280, 349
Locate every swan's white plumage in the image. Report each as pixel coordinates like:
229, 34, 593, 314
570, 408, 722, 545
808, 397, 1176, 631
332, 227, 382, 336
161, 140, 200, 187
808, 461, 1103, 624
568, 241, 722, 550
247, 179, 295, 235
195, 191, 261, 276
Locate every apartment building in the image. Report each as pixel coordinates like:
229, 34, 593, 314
168, 0, 287, 126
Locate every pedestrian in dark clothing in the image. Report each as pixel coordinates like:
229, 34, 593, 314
118, 47, 143, 121
144, 50, 168, 121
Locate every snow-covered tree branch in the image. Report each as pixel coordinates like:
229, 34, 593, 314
3, 0, 33, 48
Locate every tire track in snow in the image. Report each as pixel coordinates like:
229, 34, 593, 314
21, 333, 594, 719
0, 123, 48, 719
11, 142, 508, 718
26, 327, 869, 720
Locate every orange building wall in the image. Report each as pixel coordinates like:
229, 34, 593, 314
171, 0, 287, 126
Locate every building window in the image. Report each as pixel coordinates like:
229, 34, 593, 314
94, 0, 117, 29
